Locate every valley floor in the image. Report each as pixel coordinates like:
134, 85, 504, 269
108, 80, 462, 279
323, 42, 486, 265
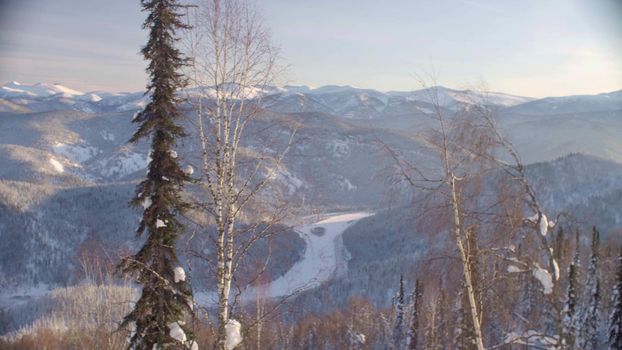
194, 211, 373, 304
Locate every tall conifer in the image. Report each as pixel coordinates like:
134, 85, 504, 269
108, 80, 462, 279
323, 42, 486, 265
120, 1, 194, 348
394, 274, 406, 348
561, 238, 579, 349
608, 250, 622, 350
579, 227, 601, 350
408, 279, 423, 350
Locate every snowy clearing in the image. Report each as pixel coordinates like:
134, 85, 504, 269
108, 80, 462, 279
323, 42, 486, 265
196, 211, 373, 304
260, 211, 373, 298
53, 142, 99, 163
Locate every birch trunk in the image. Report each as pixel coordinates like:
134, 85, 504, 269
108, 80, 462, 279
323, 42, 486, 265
449, 173, 486, 350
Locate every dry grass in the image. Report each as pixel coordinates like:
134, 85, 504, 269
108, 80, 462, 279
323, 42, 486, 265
1, 284, 136, 350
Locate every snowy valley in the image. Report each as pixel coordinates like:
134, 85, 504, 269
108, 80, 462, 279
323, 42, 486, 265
1, 81, 621, 348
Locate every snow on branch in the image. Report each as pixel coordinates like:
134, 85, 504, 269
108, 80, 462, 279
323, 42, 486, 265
168, 321, 187, 343
174, 267, 186, 283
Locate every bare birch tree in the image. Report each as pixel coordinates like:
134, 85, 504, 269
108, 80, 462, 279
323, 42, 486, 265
181, 1, 295, 349
380, 84, 494, 350
382, 80, 564, 349
424, 87, 488, 350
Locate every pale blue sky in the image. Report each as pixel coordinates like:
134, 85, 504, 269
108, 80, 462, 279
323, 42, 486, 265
1, 0, 620, 97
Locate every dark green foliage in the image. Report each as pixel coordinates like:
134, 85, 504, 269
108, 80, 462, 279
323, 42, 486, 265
119, 1, 194, 349
408, 279, 423, 350
608, 250, 622, 350
579, 227, 601, 350
561, 241, 579, 349
394, 274, 405, 348
436, 287, 450, 349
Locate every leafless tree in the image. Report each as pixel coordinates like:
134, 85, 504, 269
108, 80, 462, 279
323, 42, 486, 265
381, 79, 562, 349
181, 1, 297, 349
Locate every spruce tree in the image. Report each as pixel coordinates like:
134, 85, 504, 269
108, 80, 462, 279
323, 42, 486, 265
608, 249, 622, 350
436, 287, 450, 349
408, 279, 423, 350
561, 239, 579, 350
120, 1, 194, 349
394, 274, 406, 349
579, 227, 601, 350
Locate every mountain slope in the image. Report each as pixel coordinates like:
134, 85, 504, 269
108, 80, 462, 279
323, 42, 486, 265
0, 80, 621, 298
504, 90, 622, 115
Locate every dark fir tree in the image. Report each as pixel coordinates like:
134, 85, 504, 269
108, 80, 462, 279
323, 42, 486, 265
561, 236, 579, 350
608, 250, 622, 350
408, 279, 423, 350
394, 274, 406, 349
579, 227, 601, 350
436, 286, 450, 349
119, 1, 194, 349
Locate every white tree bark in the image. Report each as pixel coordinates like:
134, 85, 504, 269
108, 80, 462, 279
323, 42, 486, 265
182, 1, 293, 349
435, 85, 486, 350
449, 173, 486, 350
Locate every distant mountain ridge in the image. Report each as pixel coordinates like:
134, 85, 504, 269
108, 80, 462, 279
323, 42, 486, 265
4, 80, 616, 114
2, 81, 620, 124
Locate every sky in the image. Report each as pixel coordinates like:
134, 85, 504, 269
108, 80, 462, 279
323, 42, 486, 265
0, 0, 620, 97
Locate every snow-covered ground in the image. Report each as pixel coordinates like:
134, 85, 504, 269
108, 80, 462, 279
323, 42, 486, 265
259, 211, 372, 298
195, 211, 373, 305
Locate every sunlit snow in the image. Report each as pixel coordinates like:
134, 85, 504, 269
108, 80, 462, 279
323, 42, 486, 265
49, 158, 64, 173
54, 142, 99, 163
183, 165, 194, 175
539, 214, 549, 236
533, 265, 553, 294
507, 265, 522, 273
168, 321, 187, 342
249, 212, 371, 299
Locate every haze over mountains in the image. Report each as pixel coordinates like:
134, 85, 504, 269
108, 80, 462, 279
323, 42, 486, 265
0, 80, 621, 307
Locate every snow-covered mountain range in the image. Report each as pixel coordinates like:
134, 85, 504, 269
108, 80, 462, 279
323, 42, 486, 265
0, 80, 621, 299
0, 81, 539, 115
